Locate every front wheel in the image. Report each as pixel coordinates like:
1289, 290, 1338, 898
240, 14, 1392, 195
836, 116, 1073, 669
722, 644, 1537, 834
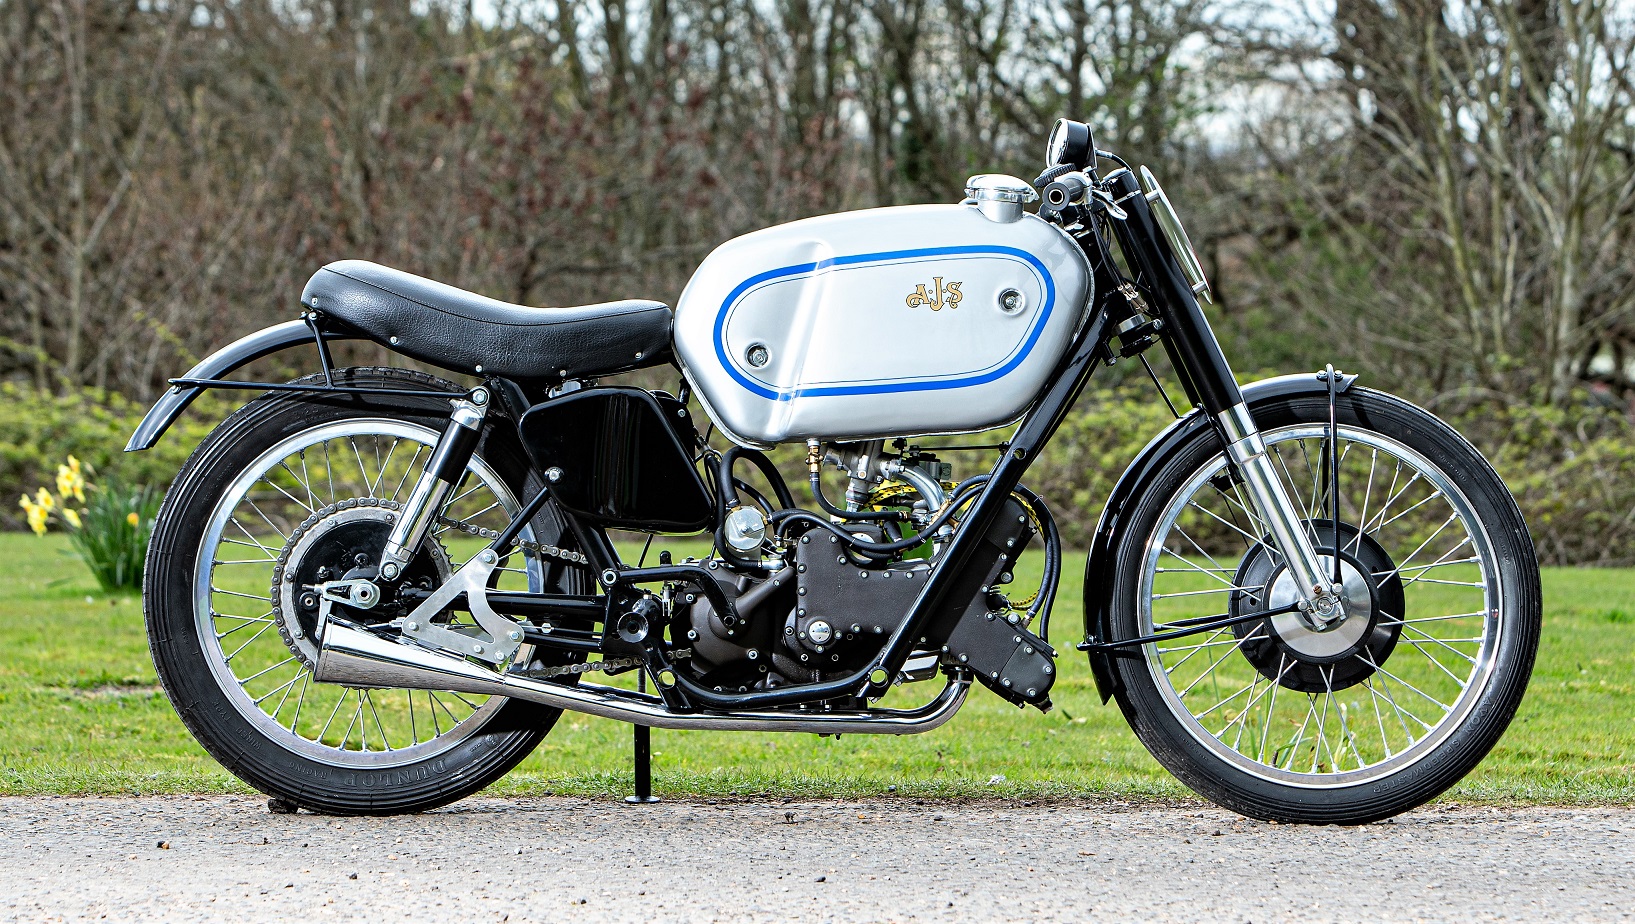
1107, 387, 1540, 824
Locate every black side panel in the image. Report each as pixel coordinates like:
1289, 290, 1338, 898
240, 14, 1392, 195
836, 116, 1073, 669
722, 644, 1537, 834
923, 497, 1054, 707
519, 387, 714, 533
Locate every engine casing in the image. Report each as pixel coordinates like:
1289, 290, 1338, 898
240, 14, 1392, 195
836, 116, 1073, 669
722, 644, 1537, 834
674, 204, 1092, 446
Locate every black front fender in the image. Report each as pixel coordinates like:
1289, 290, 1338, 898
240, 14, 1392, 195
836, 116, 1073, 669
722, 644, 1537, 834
1081, 371, 1357, 702
125, 319, 355, 451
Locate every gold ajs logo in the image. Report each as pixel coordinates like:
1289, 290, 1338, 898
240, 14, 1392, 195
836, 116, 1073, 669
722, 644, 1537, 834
905, 277, 963, 311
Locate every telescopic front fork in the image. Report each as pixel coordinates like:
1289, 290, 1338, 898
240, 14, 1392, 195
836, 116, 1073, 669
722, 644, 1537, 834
1217, 403, 1346, 625
1103, 166, 1346, 624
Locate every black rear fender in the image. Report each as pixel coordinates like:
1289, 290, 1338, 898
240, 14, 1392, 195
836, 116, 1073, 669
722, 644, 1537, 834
125, 320, 356, 452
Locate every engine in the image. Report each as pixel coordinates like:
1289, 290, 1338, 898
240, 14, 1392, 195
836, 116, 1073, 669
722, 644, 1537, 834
667, 439, 1059, 708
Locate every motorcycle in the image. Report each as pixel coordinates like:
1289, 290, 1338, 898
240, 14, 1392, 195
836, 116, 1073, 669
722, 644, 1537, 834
130, 119, 1540, 824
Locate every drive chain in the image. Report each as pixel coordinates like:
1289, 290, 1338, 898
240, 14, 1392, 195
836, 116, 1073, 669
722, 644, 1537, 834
434, 514, 590, 566
513, 650, 689, 679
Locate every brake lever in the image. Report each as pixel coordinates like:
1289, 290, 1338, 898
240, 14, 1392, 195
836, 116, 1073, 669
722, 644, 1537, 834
1088, 187, 1128, 221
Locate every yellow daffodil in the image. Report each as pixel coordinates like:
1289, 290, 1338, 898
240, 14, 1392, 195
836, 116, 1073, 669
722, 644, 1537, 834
63, 508, 82, 529
56, 456, 87, 503
19, 493, 48, 536
126, 511, 141, 527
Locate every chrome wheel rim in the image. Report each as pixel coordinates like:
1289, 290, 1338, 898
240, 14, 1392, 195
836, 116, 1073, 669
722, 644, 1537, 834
1139, 424, 1502, 787
194, 418, 542, 768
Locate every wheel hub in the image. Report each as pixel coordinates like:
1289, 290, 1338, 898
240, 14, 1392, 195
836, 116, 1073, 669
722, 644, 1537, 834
1230, 523, 1405, 694
271, 498, 450, 667
1269, 557, 1373, 655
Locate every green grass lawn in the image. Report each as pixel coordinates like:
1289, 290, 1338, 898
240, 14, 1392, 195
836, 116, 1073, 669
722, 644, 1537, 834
1, 531, 1632, 804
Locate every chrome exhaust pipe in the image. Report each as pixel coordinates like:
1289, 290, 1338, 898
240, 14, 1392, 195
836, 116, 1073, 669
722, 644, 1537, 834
315, 620, 969, 735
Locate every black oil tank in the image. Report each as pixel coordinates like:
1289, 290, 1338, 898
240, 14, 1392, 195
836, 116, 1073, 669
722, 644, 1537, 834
518, 387, 714, 533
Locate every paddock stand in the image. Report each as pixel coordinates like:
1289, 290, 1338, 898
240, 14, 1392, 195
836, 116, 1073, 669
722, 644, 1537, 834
624, 670, 660, 804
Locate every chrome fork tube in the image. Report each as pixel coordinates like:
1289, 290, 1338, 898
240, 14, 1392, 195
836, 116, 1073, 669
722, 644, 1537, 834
379, 388, 490, 580
1217, 403, 1341, 622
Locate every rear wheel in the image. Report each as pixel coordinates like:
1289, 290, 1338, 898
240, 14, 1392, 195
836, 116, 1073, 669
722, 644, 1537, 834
1107, 388, 1540, 824
145, 367, 582, 814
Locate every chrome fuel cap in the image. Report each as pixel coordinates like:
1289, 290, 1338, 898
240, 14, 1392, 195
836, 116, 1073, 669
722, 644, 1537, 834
964, 174, 1038, 223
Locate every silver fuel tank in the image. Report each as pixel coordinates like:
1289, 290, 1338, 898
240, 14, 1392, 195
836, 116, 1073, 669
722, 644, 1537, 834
673, 202, 1092, 446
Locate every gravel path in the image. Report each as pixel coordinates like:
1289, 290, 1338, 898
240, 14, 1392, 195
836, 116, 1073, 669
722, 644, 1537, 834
2, 796, 1632, 922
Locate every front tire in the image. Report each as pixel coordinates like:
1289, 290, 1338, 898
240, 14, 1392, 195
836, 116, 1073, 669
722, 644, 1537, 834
1106, 387, 1540, 824
145, 367, 580, 814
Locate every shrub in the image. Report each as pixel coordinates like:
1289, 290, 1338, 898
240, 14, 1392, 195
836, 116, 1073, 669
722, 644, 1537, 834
4, 380, 1634, 567
1454, 394, 1635, 567
0, 383, 219, 531
19, 457, 161, 592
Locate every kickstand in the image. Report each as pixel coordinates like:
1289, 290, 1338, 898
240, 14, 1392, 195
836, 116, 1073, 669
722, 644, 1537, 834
625, 669, 660, 805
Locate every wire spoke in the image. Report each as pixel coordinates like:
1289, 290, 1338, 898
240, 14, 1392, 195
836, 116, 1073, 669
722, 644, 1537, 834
1156, 627, 1232, 673
1397, 622, 1480, 665
228, 518, 281, 560
391, 445, 428, 501
297, 451, 316, 511
253, 672, 304, 706
212, 586, 272, 602
215, 616, 274, 640
1257, 654, 1287, 763
236, 655, 296, 686
364, 691, 394, 751
1187, 499, 1267, 548
1175, 624, 1266, 695
1374, 489, 1444, 532
242, 497, 291, 543
289, 673, 310, 732
1157, 549, 1244, 590
1349, 448, 1379, 555
1152, 583, 1265, 600
223, 620, 277, 660
322, 439, 337, 503
1358, 651, 1451, 715
348, 439, 373, 496
1364, 674, 1396, 759
1363, 470, 1422, 535
271, 668, 306, 721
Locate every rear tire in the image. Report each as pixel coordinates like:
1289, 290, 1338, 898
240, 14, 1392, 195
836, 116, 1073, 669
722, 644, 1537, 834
145, 367, 581, 814
1106, 388, 1540, 824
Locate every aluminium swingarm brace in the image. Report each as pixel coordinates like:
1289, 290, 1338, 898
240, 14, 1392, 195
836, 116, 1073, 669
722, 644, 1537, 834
393, 472, 562, 666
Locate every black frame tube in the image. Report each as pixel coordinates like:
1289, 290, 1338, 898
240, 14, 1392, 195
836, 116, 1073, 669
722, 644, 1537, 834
1081, 602, 1301, 652
168, 377, 465, 400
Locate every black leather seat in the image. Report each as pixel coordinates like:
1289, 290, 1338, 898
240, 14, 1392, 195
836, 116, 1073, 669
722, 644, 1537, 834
300, 260, 673, 381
